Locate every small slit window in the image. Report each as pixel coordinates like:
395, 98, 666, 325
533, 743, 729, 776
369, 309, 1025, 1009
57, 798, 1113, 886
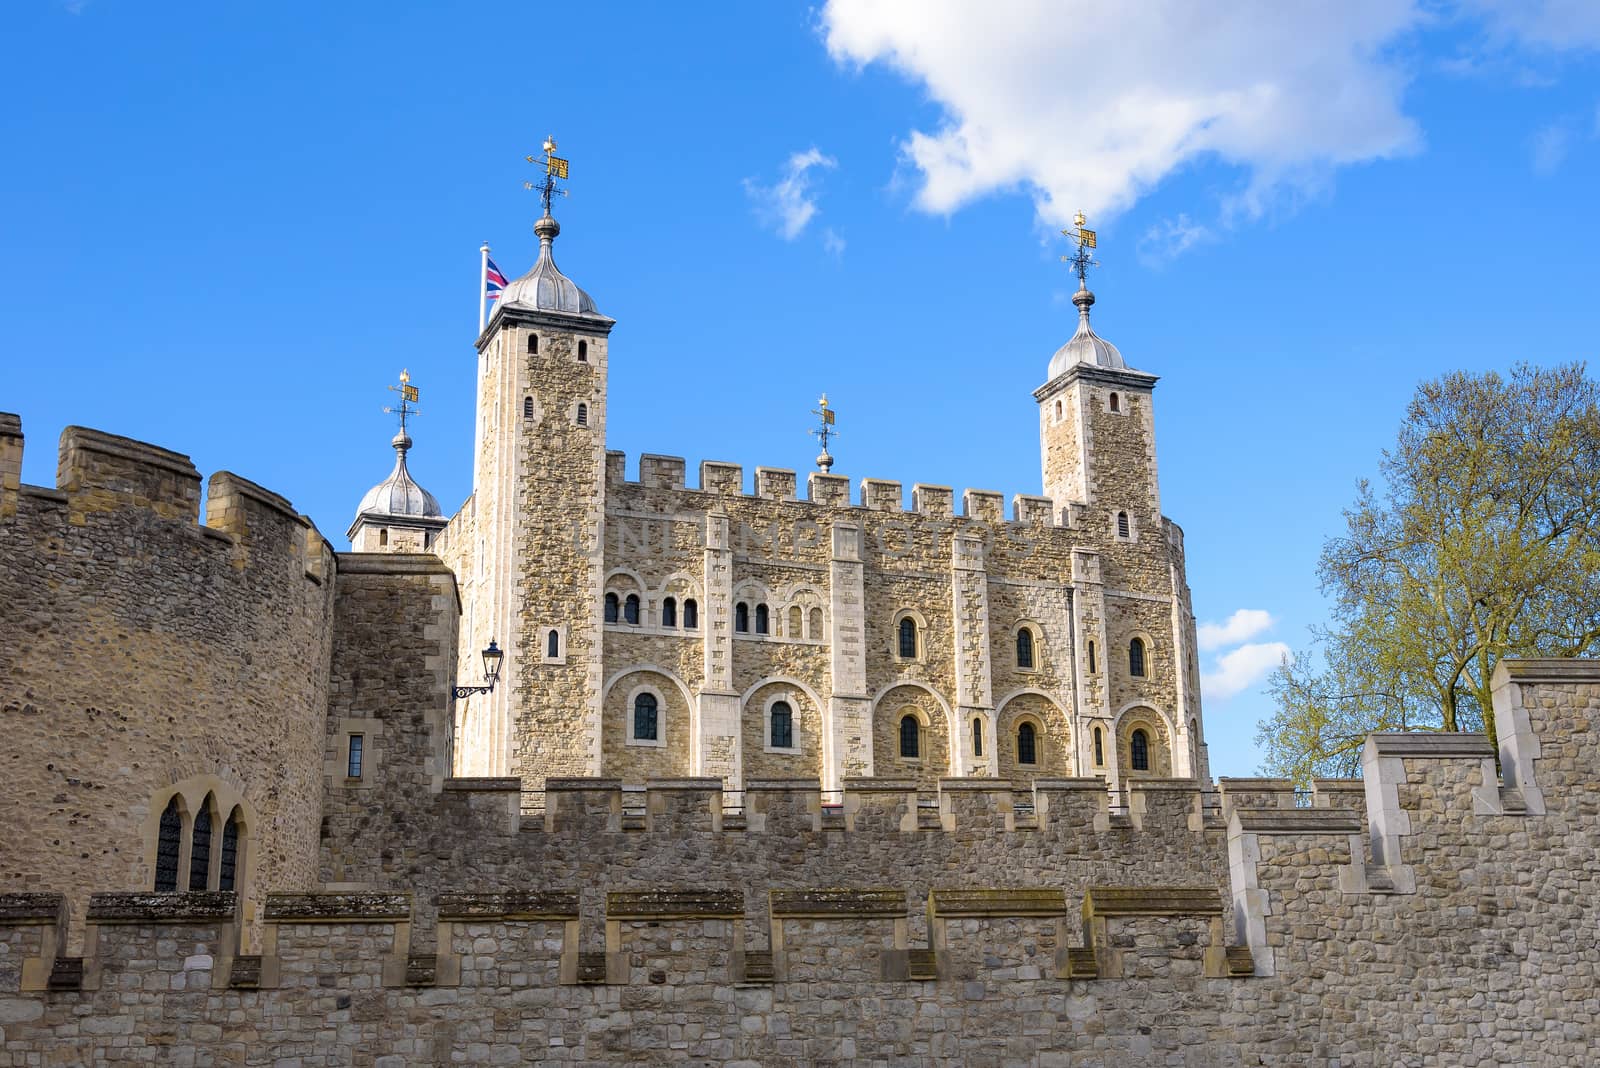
154, 796, 182, 891
770, 701, 794, 750
683, 599, 699, 628
188, 796, 213, 892
898, 616, 918, 659
633, 693, 658, 742
1117, 511, 1130, 539
899, 715, 920, 759
546, 629, 560, 659
528, 333, 539, 353
1129, 637, 1147, 677
755, 603, 769, 635
1093, 725, 1104, 767
1016, 628, 1035, 669
1088, 640, 1097, 674
735, 602, 749, 633
378, 529, 388, 547
576, 402, 588, 427
1131, 728, 1150, 771
1109, 392, 1120, 412
1055, 399, 1062, 419
604, 593, 620, 624
578, 340, 588, 362
219, 808, 241, 892
624, 594, 640, 625
1017, 722, 1037, 766
662, 597, 677, 628
347, 735, 364, 779
972, 719, 983, 757
523, 396, 535, 420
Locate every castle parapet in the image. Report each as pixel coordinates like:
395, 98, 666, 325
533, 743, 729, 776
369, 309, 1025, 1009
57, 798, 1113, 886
1033, 777, 1112, 833
0, 412, 21, 520
962, 489, 1004, 523
1012, 493, 1055, 526
259, 892, 412, 989
58, 425, 201, 522
911, 483, 953, 517
937, 778, 1014, 833
640, 453, 686, 489
754, 466, 796, 500
543, 778, 623, 834
744, 779, 821, 833
807, 471, 849, 506
842, 778, 918, 833
0, 892, 67, 992
1216, 777, 1297, 819
1128, 778, 1206, 832
699, 460, 742, 495
644, 778, 723, 832
861, 478, 902, 511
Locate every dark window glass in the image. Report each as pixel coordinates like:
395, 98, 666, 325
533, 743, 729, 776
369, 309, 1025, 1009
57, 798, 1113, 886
1129, 638, 1146, 677
523, 396, 534, 419
576, 403, 588, 427
755, 604, 769, 634
604, 593, 620, 623
528, 334, 539, 353
662, 597, 677, 628
899, 715, 920, 759
1094, 726, 1104, 766
771, 701, 793, 749
155, 796, 182, 891
1088, 640, 1097, 673
1110, 392, 1120, 412
1131, 729, 1150, 771
189, 796, 213, 891
348, 735, 364, 778
1018, 723, 1037, 765
624, 594, 640, 625
219, 809, 240, 892
1118, 511, 1130, 538
735, 602, 749, 632
578, 340, 588, 362
546, 630, 560, 658
1017, 628, 1034, 669
898, 617, 917, 658
972, 719, 983, 757
683, 599, 698, 628
634, 693, 658, 741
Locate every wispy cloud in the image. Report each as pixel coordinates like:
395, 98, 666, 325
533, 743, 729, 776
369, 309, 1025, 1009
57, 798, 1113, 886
1197, 609, 1275, 652
821, 227, 847, 257
1138, 214, 1210, 266
1530, 122, 1571, 174
744, 148, 838, 241
1203, 642, 1292, 701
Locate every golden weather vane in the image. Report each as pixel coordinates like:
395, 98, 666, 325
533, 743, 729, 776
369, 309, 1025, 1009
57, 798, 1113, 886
810, 393, 838, 472
384, 369, 420, 435
1061, 210, 1099, 289
523, 135, 571, 216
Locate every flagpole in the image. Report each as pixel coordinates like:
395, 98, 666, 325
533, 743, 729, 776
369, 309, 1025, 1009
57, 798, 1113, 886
479, 242, 490, 335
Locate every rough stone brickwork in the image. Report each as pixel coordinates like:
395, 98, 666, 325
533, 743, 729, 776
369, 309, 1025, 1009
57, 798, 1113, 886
2, 662, 1597, 1064
0, 423, 336, 944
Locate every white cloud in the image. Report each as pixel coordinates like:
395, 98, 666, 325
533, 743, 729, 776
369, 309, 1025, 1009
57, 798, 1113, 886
822, 0, 1426, 229
744, 148, 838, 240
1138, 214, 1210, 265
821, 227, 847, 257
1202, 642, 1292, 701
1458, 0, 1600, 51
1530, 122, 1571, 174
1197, 609, 1275, 652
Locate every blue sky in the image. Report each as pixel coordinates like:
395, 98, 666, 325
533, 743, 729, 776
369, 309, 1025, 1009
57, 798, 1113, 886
4, 2, 1598, 776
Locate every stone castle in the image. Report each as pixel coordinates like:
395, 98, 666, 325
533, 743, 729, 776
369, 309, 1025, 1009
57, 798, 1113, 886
1, 195, 1596, 1065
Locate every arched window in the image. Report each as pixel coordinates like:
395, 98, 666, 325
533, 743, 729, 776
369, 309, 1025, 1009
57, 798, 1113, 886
154, 796, 182, 891
1016, 628, 1035, 669
624, 594, 640, 625
633, 693, 659, 742
189, 795, 214, 892
523, 396, 535, 419
1017, 722, 1037, 765
1093, 726, 1104, 767
578, 339, 589, 362
1131, 728, 1150, 771
1055, 399, 1062, 419
683, 599, 698, 629
1109, 392, 1120, 413
972, 718, 983, 757
735, 602, 749, 633
604, 593, 620, 624
899, 714, 920, 759
808, 607, 822, 638
788, 605, 802, 637
1117, 511, 1130, 539
219, 808, 241, 892
662, 597, 677, 628
378, 528, 388, 547
1087, 640, 1097, 673
576, 402, 588, 427
898, 616, 917, 659
546, 629, 560, 658
755, 604, 769, 635
528, 333, 539, 353
770, 701, 793, 749
1129, 637, 1147, 677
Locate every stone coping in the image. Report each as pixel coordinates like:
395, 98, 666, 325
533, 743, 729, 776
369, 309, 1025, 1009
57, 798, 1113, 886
1217, 777, 1295, 791
770, 888, 906, 918
607, 890, 743, 919
1033, 777, 1111, 791
1082, 886, 1223, 917
0, 892, 67, 924
0, 411, 21, 434
1231, 809, 1364, 835
336, 552, 455, 576
264, 892, 411, 923
1311, 778, 1364, 793
436, 892, 578, 921
644, 778, 724, 792
1367, 732, 1495, 758
929, 888, 1068, 917
209, 470, 300, 522
60, 425, 198, 480
937, 778, 1014, 792
86, 891, 237, 924
1127, 778, 1203, 792
443, 776, 523, 792
744, 779, 823, 792
840, 777, 919, 792
1494, 657, 1600, 686
544, 778, 624, 792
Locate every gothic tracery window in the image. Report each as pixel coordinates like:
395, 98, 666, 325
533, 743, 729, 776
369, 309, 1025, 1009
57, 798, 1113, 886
154, 796, 182, 892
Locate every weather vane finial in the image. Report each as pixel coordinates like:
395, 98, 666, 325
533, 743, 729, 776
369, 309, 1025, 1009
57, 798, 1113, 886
1061, 210, 1099, 291
810, 393, 838, 472
384, 368, 421, 440
524, 135, 571, 217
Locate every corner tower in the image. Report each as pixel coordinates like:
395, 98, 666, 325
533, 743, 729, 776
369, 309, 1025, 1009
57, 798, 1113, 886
347, 371, 447, 552
454, 163, 615, 780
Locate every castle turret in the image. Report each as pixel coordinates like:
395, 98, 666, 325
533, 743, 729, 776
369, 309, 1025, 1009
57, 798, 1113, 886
453, 154, 615, 780
347, 376, 447, 552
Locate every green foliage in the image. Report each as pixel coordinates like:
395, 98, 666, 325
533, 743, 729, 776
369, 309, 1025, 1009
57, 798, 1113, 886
1258, 362, 1600, 783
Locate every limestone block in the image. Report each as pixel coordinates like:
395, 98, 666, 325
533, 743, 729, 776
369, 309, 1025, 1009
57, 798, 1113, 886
860, 478, 902, 511
700, 460, 743, 495
753, 467, 797, 501
962, 489, 1004, 523
641, 454, 686, 490
911, 483, 953, 517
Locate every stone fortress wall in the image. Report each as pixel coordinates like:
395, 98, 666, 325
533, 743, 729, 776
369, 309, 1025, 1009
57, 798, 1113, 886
1, 656, 1595, 1066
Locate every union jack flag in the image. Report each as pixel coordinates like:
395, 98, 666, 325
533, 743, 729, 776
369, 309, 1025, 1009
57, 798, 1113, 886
485, 257, 508, 300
